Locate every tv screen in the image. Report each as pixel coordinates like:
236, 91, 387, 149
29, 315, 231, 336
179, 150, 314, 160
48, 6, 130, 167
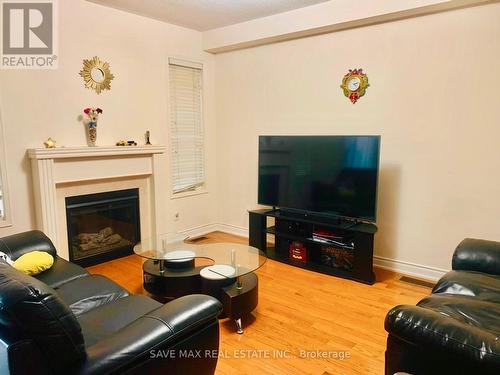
258, 135, 380, 222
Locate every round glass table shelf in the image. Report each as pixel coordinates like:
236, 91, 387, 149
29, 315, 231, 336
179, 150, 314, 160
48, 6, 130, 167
133, 233, 267, 279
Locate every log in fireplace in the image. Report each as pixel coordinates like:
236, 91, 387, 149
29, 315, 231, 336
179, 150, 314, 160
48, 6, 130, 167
65, 188, 140, 267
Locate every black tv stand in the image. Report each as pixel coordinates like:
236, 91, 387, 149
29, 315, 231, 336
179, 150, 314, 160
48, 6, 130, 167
249, 209, 376, 284
278, 209, 359, 226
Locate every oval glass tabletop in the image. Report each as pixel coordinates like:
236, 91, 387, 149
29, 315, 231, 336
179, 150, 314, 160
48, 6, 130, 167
133, 233, 267, 278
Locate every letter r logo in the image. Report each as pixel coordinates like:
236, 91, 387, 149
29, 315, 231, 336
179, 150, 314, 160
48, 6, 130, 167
2, 2, 53, 55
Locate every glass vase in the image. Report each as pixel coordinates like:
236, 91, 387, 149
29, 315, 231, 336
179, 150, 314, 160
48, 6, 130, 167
88, 127, 97, 147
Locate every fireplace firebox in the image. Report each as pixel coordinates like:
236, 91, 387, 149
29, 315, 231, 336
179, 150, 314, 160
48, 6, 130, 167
65, 188, 140, 267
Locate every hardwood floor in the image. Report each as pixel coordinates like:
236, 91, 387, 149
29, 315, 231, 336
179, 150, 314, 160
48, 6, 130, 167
87, 231, 431, 375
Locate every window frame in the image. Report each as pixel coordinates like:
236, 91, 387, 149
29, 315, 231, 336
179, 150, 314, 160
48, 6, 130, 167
167, 57, 207, 200
0, 106, 12, 228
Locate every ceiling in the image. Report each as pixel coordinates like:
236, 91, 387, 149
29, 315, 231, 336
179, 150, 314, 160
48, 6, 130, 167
87, 0, 330, 31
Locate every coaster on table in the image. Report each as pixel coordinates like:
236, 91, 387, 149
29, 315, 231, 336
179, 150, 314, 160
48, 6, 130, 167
200, 264, 236, 280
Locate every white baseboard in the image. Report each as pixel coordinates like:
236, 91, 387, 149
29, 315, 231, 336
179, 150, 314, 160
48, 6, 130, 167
180, 223, 219, 239
181, 222, 249, 239
214, 223, 249, 238
373, 255, 448, 281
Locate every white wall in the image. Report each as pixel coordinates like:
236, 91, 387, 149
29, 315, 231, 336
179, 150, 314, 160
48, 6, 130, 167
214, 2, 500, 272
1, 0, 499, 277
0, 0, 217, 237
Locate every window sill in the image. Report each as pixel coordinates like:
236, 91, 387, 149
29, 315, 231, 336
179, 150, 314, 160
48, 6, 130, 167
170, 189, 208, 200
0, 220, 13, 228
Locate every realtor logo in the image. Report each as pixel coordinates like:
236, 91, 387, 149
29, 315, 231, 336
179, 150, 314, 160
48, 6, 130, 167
1, 0, 58, 69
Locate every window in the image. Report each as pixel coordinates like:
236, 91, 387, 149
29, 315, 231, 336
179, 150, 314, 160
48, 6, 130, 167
0, 108, 10, 226
0, 176, 4, 220
169, 58, 205, 195
0, 173, 4, 219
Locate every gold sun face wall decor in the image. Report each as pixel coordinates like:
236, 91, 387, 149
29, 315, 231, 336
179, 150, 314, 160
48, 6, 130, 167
79, 56, 114, 94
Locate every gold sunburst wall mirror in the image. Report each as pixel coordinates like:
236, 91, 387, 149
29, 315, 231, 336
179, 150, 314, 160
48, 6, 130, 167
79, 56, 115, 94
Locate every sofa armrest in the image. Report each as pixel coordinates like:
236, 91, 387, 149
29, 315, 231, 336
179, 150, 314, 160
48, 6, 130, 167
0, 230, 57, 261
385, 305, 500, 367
77, 295, 222, 375
452, 238, 500, 275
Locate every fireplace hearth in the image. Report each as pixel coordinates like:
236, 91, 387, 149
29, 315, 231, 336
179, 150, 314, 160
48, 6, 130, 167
65, 188, 140, 267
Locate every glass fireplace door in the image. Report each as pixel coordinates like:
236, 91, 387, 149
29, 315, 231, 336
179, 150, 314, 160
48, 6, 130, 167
66, 189, 140, 267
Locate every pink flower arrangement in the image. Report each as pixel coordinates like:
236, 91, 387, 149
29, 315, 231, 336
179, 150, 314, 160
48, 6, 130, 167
83, 107, 103, 127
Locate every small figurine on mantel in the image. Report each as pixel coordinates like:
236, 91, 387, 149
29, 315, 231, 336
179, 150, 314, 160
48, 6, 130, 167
116, 140, 137, 146
145, 130, 152, 145
44, 137, 57, 148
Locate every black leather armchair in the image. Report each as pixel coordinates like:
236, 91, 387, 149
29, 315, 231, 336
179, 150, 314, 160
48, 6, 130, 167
0, 231, 223, 375
384, 238, 500, 375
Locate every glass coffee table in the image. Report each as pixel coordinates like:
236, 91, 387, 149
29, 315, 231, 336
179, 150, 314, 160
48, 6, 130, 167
134, 233, 267, 333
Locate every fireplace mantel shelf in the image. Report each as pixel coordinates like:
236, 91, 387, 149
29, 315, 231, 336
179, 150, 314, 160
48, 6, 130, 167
28, 145, 166, 160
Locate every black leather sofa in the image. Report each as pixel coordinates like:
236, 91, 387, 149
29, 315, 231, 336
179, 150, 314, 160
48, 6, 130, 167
0, 231, 223, 375
385, 238, 500, 375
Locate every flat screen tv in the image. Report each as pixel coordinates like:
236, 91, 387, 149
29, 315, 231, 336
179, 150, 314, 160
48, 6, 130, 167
258, 135, 380, 222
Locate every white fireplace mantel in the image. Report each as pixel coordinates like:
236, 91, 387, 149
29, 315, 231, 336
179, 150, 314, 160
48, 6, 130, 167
28, 145, 167, 260
28, 145, 166, 160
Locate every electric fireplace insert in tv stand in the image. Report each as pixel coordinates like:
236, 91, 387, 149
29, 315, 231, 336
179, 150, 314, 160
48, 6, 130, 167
249, 209, 376, 284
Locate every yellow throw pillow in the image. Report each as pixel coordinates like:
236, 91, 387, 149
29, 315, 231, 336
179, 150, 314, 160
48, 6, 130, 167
12, 251, 54, 276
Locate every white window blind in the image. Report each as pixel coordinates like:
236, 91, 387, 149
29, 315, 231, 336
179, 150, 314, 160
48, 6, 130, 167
169, 59, 205, 194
